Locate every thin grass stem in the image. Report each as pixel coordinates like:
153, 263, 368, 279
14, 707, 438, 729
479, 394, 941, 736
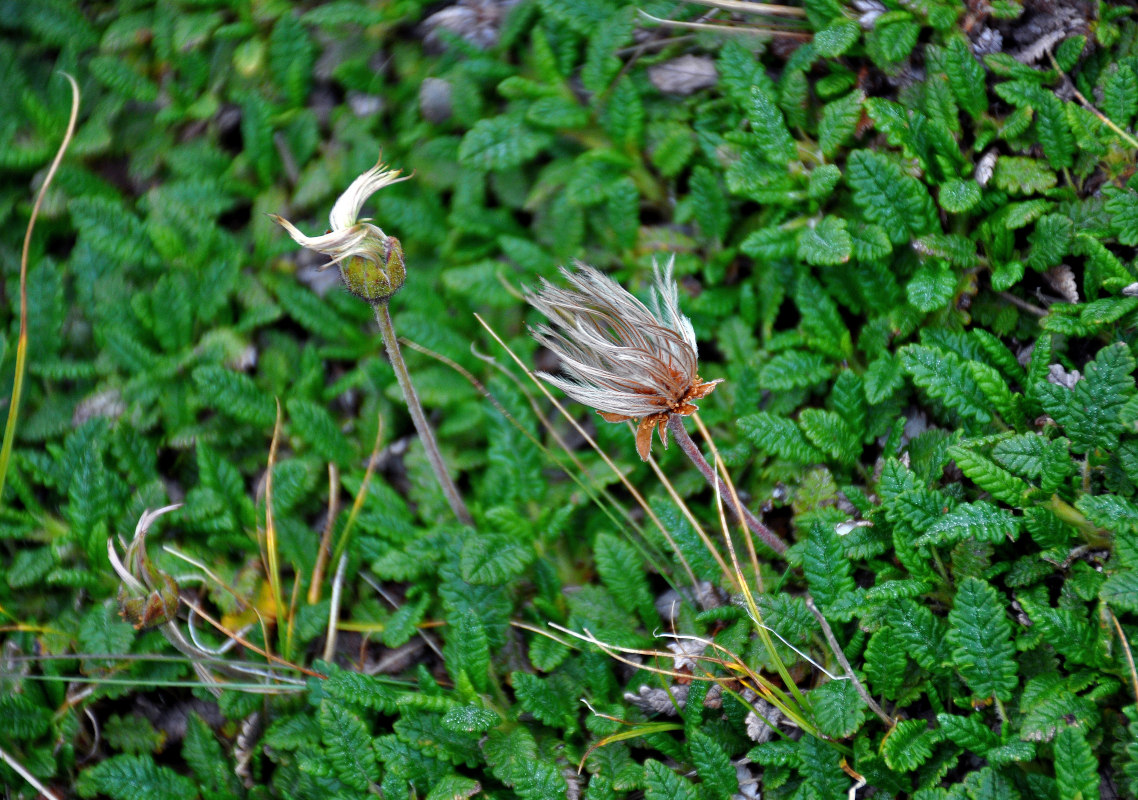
0, 74, 78, 508
373, 300, 473, 526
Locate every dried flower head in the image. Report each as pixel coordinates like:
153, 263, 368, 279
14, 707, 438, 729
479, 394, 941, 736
271, 158, 411, 303
527, 259, 721, 461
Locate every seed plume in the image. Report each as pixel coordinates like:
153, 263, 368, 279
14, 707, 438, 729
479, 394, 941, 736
526, 258, 720, 460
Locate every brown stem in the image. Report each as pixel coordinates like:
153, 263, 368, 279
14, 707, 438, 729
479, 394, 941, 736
666, 415, 787, 555
373, 301, 473, 526
805, 596, 894, 727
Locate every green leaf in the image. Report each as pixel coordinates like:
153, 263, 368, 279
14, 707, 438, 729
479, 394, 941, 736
819, 90, 864, 157
323, 664, 398, 714
917, 501, 1019, 547
949, 446, 1031, 505
1038, 342, 1136, 454
1102, 64, 1138, 128
192, 365, 275, 428
285, 397, 354, 466
803, 522, 856, 610
947, 577, 1018, 701
442, 705, 502, 734
269, 14, 315, 106
813, 18, 860, 57
460, 533, 536, 585
882, 719, 938, 772
183, 713, 242, 796
886, 599, 951, 674
1026, 214, 1073, 270
939, 179, 982, 213
935, 712, 1000, 755
809, 679, 867, 738
512, 672, 576, 731
992, 156, 1057, 195
847, 150, 937, 244
750, 84, 797, 164
643, 759, 699, 800
426, 775, 482, 800
1054, 726, 1101, 800
320, 700, 379, 791
797, 215, 852, 265
1100, 571, 1138, 612
0, 693, 52, 740
944, 35, 987, 116
595, 532, 658, 629
687, 730, 737, 800
459, 114, 554, 170
77, 755, 198, 800
906, 264, 957, 312
445, 610, 491, 693
760, 350, 832, 390
900, 345, 991, 423
738, 412, 826, 463
799, 408, 860, 465
690, 166, 728, 243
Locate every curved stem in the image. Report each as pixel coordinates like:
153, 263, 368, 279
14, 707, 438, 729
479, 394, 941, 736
373, 301, 473, 526
666, 415, 786, 555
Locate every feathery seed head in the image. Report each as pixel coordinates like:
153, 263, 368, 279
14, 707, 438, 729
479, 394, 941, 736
526, 258, 721, 460
271, 158, 411, 304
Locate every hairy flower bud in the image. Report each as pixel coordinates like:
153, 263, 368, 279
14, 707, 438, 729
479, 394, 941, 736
271, 158, 411, 304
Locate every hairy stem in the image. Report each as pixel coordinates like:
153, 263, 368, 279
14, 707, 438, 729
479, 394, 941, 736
666, 415, 787, 555
373, 300, 473, 526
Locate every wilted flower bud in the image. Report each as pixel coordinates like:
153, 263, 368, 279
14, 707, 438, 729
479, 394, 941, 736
271, 158, 411, 304
109, 505, 182, 630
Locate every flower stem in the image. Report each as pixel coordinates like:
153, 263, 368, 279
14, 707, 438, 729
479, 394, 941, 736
666, 415, 786, 555
373, 300, 473, 526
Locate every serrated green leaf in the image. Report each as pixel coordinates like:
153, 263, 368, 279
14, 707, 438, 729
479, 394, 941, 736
459, 115, 554, 170
803, 522, 856, 610
738, 412, 826, 463
1038, 342, 1136, 453
939, 179, 981, 212
799, 408, 860, 465
643, 758, 699, 800
687, 730, 737, 800
1054, 726, 1101, 800
320, 700, 379, 791
760, 350, 832, 390
882, 719, 939, 772
77, 754, 198, 800
901, 345, 991, 423
797, 215, 852, 265
992, 156, 1057, 195
595, 532, 658, 629
847, 150, 937, 244
750, 84, 796, 164
947, 577, 1017, 701
460, 532, 536, 585
810, 679, 867, 738
949, 446, 1031, 504
918, 501, 1019, 547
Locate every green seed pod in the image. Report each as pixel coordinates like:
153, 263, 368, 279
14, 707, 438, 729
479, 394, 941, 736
339, 236, 405, 303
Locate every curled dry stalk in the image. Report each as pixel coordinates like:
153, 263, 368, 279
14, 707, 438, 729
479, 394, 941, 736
110, 505, 314, 693
0, 73, 79, 507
